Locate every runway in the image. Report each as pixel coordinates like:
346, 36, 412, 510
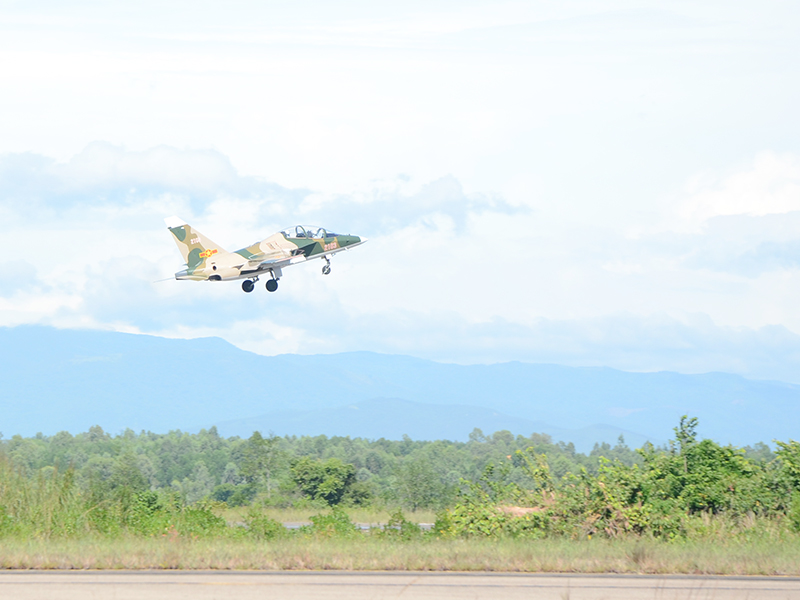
0, 571, 799, 599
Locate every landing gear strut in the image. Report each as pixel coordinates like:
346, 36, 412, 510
322, 257, 331, 275
242, 279, 256, 293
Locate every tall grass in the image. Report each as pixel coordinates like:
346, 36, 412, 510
0, 456, 227, 539
1, 453, 800, 574
224, 506, 437, 526
0, 537, 799, 574
0, 456, 90, 538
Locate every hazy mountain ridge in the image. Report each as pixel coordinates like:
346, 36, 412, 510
1, 326, 798, 449
213, 397, 658, 451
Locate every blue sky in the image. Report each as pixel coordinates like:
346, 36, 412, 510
2, 1, 800, 381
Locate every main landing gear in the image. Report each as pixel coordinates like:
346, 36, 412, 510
242, 271, 280, 293
242, 277, 278, 293
322, 257, 331, 275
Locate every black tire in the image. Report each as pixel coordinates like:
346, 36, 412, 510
266, 279, 278, 292
322, 265, 331, 275
242, 280, 255, 293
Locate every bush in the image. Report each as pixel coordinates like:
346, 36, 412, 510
176, 502, 227, 536
244, 509, 287, 540
305, 508, 359, 538
789, 492, 800, 533
375, 509, 422, 540
434, 501, 549, 539
125, 492, 225, 537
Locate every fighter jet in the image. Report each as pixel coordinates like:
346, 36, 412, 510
164, 216, 366, 293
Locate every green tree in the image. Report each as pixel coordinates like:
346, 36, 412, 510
109, 452, 148, 494
173, 462, 215, 504
395, 457, 443, 511
291, 457, 356, 506
241, 432, 283, 497
776, 440, 800, 489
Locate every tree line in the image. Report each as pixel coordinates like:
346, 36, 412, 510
1, 425, 647, 511
1, 418, 797, 540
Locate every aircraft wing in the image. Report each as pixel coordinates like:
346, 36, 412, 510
236, 241, 361, 274
238, 254, 308, 274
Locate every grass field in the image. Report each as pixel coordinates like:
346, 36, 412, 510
221, 506, 438, 526
1, 536, 799, 574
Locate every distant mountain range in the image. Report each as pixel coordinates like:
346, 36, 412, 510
214, 397, 657, 451
1, 325, 798, 451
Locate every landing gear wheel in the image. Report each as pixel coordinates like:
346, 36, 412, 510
242, 280, 255, 293
266, 279, 278, 292
322, 257, 331, 275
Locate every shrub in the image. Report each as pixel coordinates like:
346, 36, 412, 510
305, 508, 359, 538
789, 492, 800, 533
244, 510, 287, 540
375, 509, 422, 540
434, 501, 549, 539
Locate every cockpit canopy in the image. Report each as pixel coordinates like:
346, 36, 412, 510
281, 225, 339, 239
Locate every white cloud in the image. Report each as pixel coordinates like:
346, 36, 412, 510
4, 144, 800, 382
60, 143, 241, 195
678, 152, 800, 225
1, 1, 800, 384
2, 143, 800, 382
0, 144, 521, 330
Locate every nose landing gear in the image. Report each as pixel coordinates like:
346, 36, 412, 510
322, 257, 331, 275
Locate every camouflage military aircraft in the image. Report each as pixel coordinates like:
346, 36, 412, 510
164, 216, 366, 293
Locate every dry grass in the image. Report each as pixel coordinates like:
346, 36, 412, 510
220, 506, 437, 526
0, 537, 799, 575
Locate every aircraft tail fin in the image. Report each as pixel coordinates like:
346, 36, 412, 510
164, 216, 228, 269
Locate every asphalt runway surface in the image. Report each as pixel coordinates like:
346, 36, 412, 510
1, 571, 799, 599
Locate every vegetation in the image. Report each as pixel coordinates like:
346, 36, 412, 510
433, 417, 800, 542
0, 417, 799, 573
1, 424, 640, 515
1, 537, 800, 574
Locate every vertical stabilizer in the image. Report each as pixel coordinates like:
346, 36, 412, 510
164, 216, 228, 272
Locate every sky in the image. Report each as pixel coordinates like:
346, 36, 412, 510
1, 1, 800, 381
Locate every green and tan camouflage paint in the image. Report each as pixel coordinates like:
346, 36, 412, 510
166, 219, 364, 282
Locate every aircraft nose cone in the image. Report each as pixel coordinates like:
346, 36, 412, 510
339, 235, 364, 247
